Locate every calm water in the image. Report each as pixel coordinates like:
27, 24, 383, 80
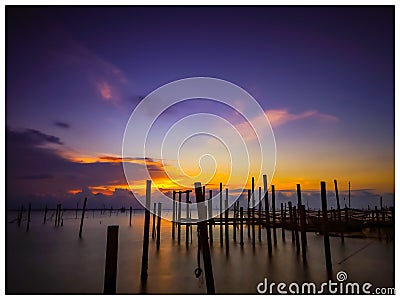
6, 211, 394, 294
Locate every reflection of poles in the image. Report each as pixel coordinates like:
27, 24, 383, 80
194, 182, 215, 294
156, 203, 162, 250
240, 207, 244, 247
152, 203, 156, 239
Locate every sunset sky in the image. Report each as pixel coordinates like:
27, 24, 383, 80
6, 6, 394, 210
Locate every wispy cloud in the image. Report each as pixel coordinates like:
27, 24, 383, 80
266, 109, 338, 127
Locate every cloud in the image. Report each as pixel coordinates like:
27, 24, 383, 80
53, 121, 70, 129
17, 174, 54, 180
7, 127, 63, 146
94, 80, 119, 102
266, 109, 338, 127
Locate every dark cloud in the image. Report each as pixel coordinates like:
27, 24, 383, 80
53, 121, 70, 129
7, 127, 63, 146
17, 174, 53, 180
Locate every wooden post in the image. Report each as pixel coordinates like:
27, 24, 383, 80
186, 191, 190, 248
299, 204, 307, 260
43, 205, 48, 224
194, 182, 215, 294
79, 198, 88, 238
348, 181, 351, 209
281, 203, 285, 241
152, 203, 156, 239
58, 205, 62, 227
251, 178, 255, 248
225, 188, 229, 255
18, 205, 23, 227
103, 225, 119, 294
172, 191, 176, 239
219, 182, 223, 247
240, 207, 244, 247
288, 201, 295, 243
129, 206, 132, 227
293, 206, 300, 254
26, 203, 31, 231
258, 186, 262, 242
178, 191, 182, 244
140, 180, 151, 282
54, 204, 59, 227
208, 190, 213, 245
233, 202, 237, 242
271, 185, 277, 245
321, 181, 332, 272
263, 175, 272, 255
156, 203, 162, 250
247, 189, 251, 238
297, 185, 307, 247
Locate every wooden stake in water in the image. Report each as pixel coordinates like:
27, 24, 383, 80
225, 188, 229, 255
194, 182, 215, 294
288, 201, 295, 243
43, 205, 48, 224
271, 185, 277, 245
156, 203, 162, 250
281, 203, 285, 241
320, 181, 332, 272
258, 187, 262, 242
152, 203, 156, 239
219, 182, 223, 247
103, 225, 119, 294
54, 204, 59, 227
141, 180, 151, 282
299, 204, 307, 260
251, 177, 255, 248
247, 189, 251, 239
293, 206, 300, 254
233, 202, 237, 242
79, 198, 88, 238
263, 175, 272, 255
240, 206, 244, 247
178, 191, 182, 245
208, 190, 213, 245
26, 203, 31, 231
172, 191, 176, 239
186, 190, 190, 247
129, 206, 132, 227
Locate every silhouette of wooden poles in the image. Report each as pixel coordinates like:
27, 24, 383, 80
178, 191, 182, 245
247, 189, 251, 239
263, 175, 272, 255
297, 185, 307, 247
17, 205, 23, 227
43, 205, 48, 224
233, 202, 237, 242
152, 203, 156, 239
281, 203, 285, 241
208, 190, 213, 245
54, 204, 59, 227
219, 182, 223, 247
129, 206, 132, 227
103, 225, 119, 294
194, 182, 215, 294
258, 187, 262, 242
156, 203, 162, 250
271, 185, 277, 245
334, 179, 343, 241
288, 201, 295, 243
320, 181, 332, 272
299, 205, 307, 260
79, 197, 88, 238
293, 206, 300, 254
26, 203, 31, 231
224, 188, 229, 255
172, 191, 176, 239
251, 177, 256, 249
240, 207, 244, 247
140, 180, 151, 282
186, 190, 190, 248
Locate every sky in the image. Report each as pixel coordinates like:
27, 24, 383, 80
6, 6, 394, 210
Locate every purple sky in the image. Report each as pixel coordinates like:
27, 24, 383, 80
6, 6, 394, 209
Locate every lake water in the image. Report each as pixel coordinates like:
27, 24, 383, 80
6, 210, 394, 294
